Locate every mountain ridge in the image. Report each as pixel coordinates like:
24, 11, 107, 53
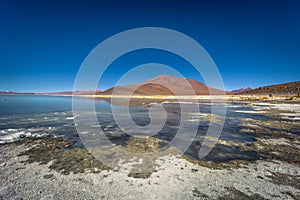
230, 87, 253, 94
99, 74, 227, 96
239, 81, 300, 96
2, 76, 299, 96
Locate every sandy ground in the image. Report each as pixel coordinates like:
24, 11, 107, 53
0, 142, 300, 200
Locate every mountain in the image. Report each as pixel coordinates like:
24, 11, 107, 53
239, 81, 300, 96
0, 91, 35, 95
230, 87, 253, 94
99, 74, 226, 96
0, 90, 104, 96
40, 90, 102, 96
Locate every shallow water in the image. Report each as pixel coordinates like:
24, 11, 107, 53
0, 95, 298, 163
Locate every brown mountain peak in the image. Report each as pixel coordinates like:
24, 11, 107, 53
101, 74, 226, 96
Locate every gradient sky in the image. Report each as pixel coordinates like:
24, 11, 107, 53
0, 0, 299, 92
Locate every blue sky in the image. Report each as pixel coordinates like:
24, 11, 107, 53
0, 0, 299, 92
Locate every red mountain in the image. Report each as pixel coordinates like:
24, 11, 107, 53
99, 75, 226, 96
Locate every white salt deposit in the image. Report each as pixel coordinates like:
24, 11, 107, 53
0, 131, 30, 144
233, 110, 267, 114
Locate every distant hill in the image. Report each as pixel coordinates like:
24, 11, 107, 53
5, 77, 298, 97
99, 74, 226, 96
230, 87, 253, 94
239, 81, 300, 96
0, 90, 103, 96
40, 90, 102, 96
0, 91, 35, 95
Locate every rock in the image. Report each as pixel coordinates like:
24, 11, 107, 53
127, 172, 152, 179
0, 162, 7, 167
43, 174, 54, 179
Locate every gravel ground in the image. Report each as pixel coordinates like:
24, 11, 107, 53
1, 142, 299, 200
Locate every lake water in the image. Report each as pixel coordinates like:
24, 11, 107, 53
0, 94, 275, 162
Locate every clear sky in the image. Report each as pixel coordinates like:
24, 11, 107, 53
0, 0, 299, 92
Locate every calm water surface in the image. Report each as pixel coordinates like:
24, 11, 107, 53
0, 95, 269, 162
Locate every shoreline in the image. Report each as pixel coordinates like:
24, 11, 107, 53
46, 94, 300, 104
2, 93, 300, 102
30, 93, 300, 100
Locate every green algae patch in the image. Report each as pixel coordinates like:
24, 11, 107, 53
19, 138, 111, 175
266, 172, 300, 190
18, 136, 179, 179
121, 136, 168, 153
127, 171, 153, 179
217, 187, 266, 200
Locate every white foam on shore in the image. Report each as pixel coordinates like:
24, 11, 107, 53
226, 105, 242, 108
7, 128, 19, 132
0, 131, 29, 144
280, 113, 300, 117
149, 101, 225, 106
66, 114, 79, 120
79, 131, 89, 135
281, 116, 300, 121
252, 103, 300, 121
280, 113, 300, 121
190, 113, 208, 116
0, 128, 49, 144
272, 104, 300, 112
233, 110, 267, 114
253, 103, 300, 112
